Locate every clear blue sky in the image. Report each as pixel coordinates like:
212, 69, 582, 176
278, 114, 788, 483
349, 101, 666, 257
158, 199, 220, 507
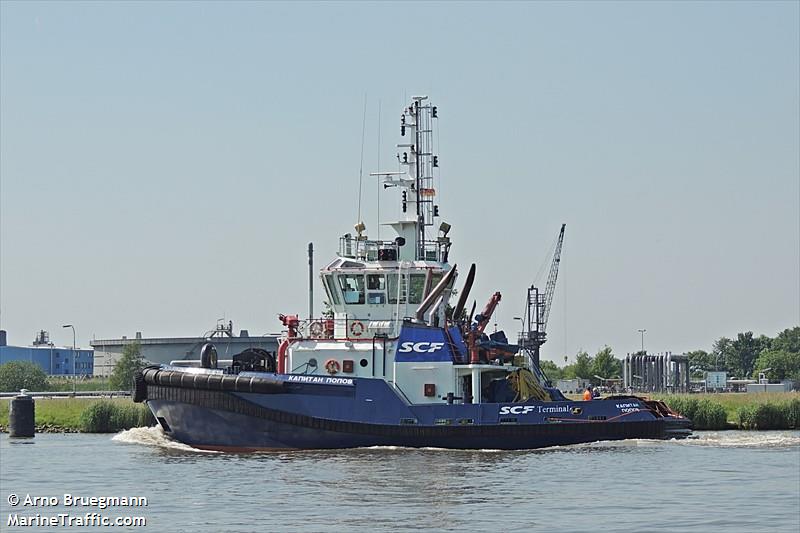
1, 1, 798, 362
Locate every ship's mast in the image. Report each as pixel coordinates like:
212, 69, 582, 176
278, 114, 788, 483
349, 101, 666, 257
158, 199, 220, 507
408, 97, 438, 260
370, 96, 442, 262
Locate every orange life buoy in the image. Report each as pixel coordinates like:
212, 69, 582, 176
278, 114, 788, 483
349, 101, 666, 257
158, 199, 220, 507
349, 320, 365, 337
324, 359, 341, 375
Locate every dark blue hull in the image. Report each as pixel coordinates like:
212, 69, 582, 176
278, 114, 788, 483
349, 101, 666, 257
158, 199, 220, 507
141, 374, 691, 451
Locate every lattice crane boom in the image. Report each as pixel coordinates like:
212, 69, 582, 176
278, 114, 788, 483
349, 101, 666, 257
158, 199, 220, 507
541, 223, 566, 333
518, 224, 566, 372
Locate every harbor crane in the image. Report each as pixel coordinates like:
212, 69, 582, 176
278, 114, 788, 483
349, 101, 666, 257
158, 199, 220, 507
518, 223, 566, 371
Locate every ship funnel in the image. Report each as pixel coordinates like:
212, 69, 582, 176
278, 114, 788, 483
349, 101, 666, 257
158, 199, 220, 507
415, 265, 457, 322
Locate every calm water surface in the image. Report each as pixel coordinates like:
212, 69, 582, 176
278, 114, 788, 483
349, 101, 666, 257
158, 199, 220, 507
1, 429, 798, 532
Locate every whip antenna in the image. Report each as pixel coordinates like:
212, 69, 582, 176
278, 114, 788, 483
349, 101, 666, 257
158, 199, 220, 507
357, 93, 367, 224
376, 101, 381, 239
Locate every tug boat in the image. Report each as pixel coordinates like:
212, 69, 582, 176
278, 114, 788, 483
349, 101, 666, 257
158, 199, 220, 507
134, 97, 691, 450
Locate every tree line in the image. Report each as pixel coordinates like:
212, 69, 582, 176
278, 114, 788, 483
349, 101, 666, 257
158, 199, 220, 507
539, 326, 799, 384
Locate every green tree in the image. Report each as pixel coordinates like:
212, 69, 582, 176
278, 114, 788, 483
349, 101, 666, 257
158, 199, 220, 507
540, 360, 563, 381
752, 349, 800, 382
726, 332, 769, 377
572, 350, 593, 379
592, 346, 621, 381
712, 337, 732, 373
714, 333, 768, 377
687, 349, 716, 376
0, 361, 48, 392
109, 342, 145, 391
771, 327, 800, 354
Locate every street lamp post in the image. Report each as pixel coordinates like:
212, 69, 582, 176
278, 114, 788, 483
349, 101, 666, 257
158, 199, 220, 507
637, 329, 646, 354
62, 324, 76, 393
513, 316, 524, 338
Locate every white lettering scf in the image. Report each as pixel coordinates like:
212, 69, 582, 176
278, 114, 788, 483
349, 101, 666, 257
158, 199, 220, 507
499, 405, 537, 415
398, 342, 445, 353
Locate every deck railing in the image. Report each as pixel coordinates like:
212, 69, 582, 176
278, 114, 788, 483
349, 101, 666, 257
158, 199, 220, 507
338, 235, 449, 263
293, 317, 402, 340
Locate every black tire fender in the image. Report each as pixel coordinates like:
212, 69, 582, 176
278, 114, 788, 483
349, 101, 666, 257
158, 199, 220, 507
200, 343, 218, 369
132, 371, 147, 403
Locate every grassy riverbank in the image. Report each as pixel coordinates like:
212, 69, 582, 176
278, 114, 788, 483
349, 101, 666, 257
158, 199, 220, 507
653, 392, 799, 430
45, 377, 112, 392
0, 398, 153, 433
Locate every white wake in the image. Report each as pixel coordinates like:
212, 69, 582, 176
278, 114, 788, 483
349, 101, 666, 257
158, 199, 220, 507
680, 430, 800, 448
112, 426, 219, 453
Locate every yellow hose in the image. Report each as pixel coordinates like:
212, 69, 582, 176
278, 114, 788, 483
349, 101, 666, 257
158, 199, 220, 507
507, 368, 551, 402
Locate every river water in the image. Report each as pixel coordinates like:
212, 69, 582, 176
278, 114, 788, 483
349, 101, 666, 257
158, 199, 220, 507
1, 429, 798, 532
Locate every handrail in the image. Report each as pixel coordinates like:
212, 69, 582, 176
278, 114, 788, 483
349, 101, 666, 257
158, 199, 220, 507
338, 234, 447, 262
292, 317, 403, 341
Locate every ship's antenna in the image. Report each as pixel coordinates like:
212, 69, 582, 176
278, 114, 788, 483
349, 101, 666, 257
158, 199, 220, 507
376, 100, 381, 240
357, 93, 367, 225
436, 111, 441, 207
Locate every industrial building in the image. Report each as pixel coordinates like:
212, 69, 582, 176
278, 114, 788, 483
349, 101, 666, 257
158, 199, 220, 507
0, 330, 94, 376
622, 352, 690, 393
91, 321, 279, 376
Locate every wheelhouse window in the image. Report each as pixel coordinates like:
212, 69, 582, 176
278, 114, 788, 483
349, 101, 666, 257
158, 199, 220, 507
408, 273, 426, 304
324, 275, 341, 305
387, 273, 405, 304
367, 274, 386, 305
338, 274, 365, 304
368, 292, 386, 304
367, 274, 386, 290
